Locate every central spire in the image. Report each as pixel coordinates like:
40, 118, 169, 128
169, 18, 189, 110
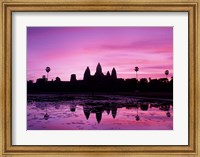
96, 63, 102, 74
95, 62, 103, 77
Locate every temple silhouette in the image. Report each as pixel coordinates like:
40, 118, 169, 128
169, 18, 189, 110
27, 63, 173, 94
83, 63, 117, 82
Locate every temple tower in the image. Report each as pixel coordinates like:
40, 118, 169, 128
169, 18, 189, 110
111, 68, 117, 79
83, 66, 91, 81
106, 71, 110, 77
94, 63, 104, 78
70, 74, 77, 82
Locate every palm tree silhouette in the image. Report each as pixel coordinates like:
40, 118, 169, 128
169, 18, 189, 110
166, 111, 171, 117
134, 66, 139, 80
45, 67, 51, 81
44, 104, 49, 120
165, 70, 169, 79
135, 105, 140, 121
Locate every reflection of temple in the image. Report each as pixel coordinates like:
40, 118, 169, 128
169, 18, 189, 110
111, 107, 117, 119
83, 104, 104, 123
83, 63, 117, 81
34, 99, 172, 123
81, 100, 172, 123
140, 104, 149, 111
83, 103, 118, 124
96, 110, 102, 123
70, 103, 76, 112
83, 105, 90, 120
106, 108, 110, 115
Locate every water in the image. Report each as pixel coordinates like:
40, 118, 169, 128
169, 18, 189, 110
27, 94, 173, 130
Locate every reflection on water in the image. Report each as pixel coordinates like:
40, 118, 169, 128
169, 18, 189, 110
27, 94, 173, 130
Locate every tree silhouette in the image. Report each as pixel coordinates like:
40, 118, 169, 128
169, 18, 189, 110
44, 104, 49, 120
45, 67, 51, 81
134, 66, 139, 80
166, 111, 171, 117
135, 105, 140, 121
165, 70, 169, 79
55, 77, 61, 82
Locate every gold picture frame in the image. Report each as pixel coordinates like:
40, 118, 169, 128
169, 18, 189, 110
0, 0, 199, 156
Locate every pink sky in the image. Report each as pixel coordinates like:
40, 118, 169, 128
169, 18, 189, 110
27, 27, 173, 82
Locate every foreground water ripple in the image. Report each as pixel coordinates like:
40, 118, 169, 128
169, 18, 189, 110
27, 94, 173, 130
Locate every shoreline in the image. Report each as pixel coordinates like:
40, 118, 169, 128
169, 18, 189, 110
27, 91, 173, 100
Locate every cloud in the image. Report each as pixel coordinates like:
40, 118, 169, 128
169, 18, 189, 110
95, 38, 172, 54
143, 65, 173, 70
100, 43, 170, 53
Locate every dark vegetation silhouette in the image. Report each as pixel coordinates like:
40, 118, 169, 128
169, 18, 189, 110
27, 63, 173, 94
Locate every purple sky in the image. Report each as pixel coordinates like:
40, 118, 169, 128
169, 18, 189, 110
27, 27, 173, 82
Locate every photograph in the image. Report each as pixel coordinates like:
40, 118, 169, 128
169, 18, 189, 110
27, 27, 173, 130
1, 0, 199, 155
